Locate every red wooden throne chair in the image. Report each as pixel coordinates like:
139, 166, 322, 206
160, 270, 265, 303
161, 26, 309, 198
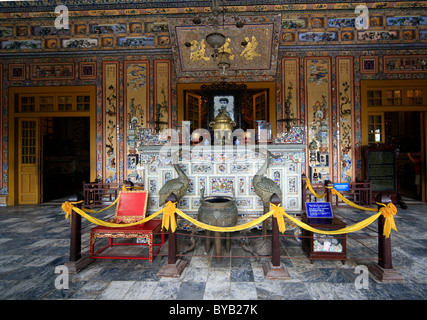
89, 190, 164, 262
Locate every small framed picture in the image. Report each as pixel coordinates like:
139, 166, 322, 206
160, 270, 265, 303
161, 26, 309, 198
9, 64, 25, 81
213, 95, 235, 121
360, 56, 378, 74
127, 154, 138, 169
79, 61, 96, 80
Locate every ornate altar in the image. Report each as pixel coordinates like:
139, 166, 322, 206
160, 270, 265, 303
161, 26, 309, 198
138, 144, 306, 229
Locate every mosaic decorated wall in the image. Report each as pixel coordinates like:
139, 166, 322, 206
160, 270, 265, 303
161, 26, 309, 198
0, 0, 426, 200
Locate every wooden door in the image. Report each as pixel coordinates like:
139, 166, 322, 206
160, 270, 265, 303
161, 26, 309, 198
18, 118, 41, 204
253, 91, 267, 121
186, 92, 201, 132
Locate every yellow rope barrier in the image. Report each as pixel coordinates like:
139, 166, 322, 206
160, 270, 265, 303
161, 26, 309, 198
304, 179, 326, 199
174, 205, 273, 233
61, 181, 398, 238
275, 202, 397, 238
330, 188, 378, 212
62, 200, 163, 227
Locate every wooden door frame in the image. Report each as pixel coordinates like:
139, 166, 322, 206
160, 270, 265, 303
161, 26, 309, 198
177, 82, 277, 134
17, 118, 41, 204
361, 79, 427, 202
252, 90, 268, 121
8, 86, 96, 205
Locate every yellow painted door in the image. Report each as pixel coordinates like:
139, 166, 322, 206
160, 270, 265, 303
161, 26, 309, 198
18, 119, 41, 204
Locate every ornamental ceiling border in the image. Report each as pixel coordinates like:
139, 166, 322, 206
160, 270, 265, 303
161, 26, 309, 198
0, 2, 426, 18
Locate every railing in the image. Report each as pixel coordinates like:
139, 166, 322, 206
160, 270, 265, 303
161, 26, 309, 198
65, 177, 402, 281
301, 175, 402, 281
301, 173, 372, 208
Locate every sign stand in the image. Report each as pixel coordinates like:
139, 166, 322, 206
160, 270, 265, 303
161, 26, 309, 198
302, 202, 347, 263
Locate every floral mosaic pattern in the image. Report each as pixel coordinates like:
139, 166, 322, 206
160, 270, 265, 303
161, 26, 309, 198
142, 147, 305, 221
211, 177, 235, 195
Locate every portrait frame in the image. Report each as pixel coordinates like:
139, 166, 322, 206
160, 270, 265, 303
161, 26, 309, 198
213, 95, 235, 121
200, 82, 247, 131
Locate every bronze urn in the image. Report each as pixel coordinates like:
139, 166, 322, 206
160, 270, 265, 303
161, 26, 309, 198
209, 111, 236, 144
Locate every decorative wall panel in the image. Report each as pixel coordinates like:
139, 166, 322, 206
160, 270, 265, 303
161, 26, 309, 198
337, 57, 354, 182
103, 61, 119, 183
281, 57, 300, 131
125, 60, 149, 183
305, 57, 332, 183
30, 63, 74, 80
154, 60, 171, 130
384, 55, 427, 73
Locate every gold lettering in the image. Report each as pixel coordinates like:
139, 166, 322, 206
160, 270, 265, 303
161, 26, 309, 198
189, 39, 210, 62
240, 36, 261, 61
219, 38, 234, 60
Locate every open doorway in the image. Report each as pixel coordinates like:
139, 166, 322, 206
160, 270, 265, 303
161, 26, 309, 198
42, 117, 90, 202
384, 111, 423, 200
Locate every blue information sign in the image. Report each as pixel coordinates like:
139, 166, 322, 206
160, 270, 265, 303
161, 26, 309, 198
305, 202, 333, 219
333, 183, 350, 192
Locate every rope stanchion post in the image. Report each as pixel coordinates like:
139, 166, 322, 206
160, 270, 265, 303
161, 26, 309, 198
325, 180, 333, 204
378, 194, 393, 270
157, 193, 188, 278
167, 193, 178, 265
301, 174, 307, 207
270, 194, 281, 267
69, 194, 83, 262
262, 193, 291, 280
65, 193, 92, 274
368, 193, 404, 282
